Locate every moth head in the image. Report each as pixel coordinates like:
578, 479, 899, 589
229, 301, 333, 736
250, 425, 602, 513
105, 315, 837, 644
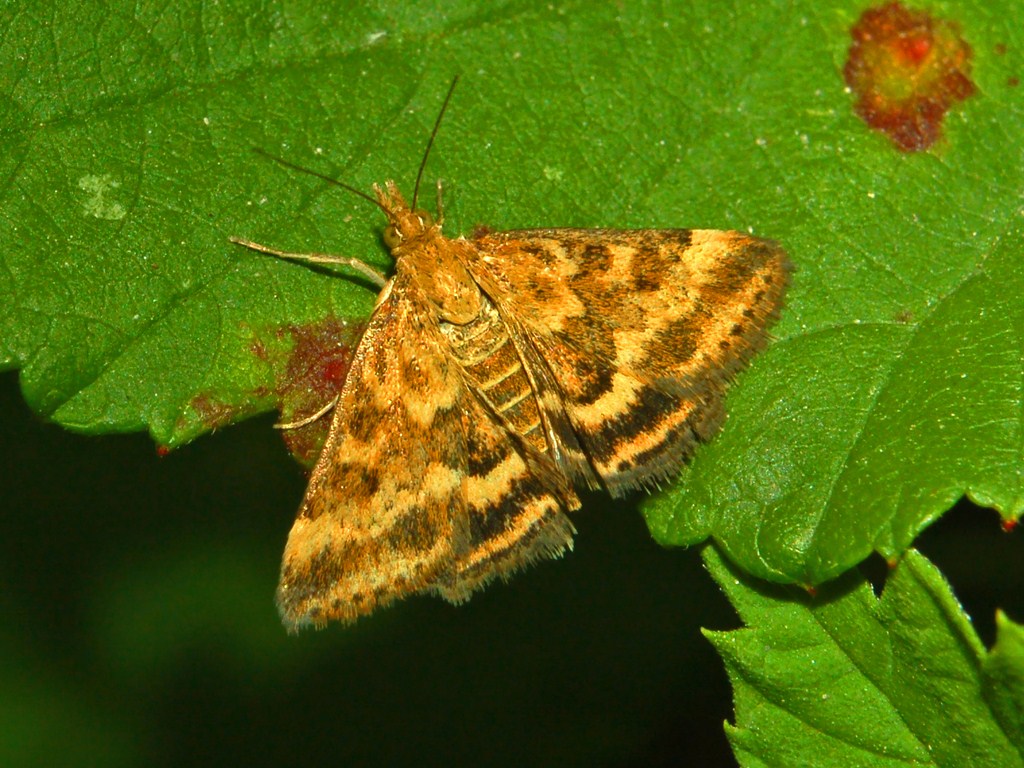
375, 181, 439, 251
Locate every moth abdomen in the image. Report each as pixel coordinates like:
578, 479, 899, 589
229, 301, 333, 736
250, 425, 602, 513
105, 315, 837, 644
442, 297, 548, 456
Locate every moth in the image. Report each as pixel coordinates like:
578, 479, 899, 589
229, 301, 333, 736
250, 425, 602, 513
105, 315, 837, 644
233, 78, 791, 630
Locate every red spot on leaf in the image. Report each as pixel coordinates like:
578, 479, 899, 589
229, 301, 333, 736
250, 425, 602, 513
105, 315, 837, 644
844, 2, 975, 152
1002, 518, 1018, 534
322, 358, 348, 384
269, 317, 362, 468
156, 445, 171, 458
181, 315, 360, 466
896, 33, 931, 66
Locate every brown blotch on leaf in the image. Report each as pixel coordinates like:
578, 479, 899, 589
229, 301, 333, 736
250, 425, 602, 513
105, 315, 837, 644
843, 2, 976, 152
269, 316, 362, 468
190, 393, 241, 430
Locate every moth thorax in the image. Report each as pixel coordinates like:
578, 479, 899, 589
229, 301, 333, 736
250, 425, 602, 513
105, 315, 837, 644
412, 252, 482, 325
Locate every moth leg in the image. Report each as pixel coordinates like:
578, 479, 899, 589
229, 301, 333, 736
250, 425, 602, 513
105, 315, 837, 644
229, 237, 387, 288
435, 179, 444, 224
273, 395, 340, 430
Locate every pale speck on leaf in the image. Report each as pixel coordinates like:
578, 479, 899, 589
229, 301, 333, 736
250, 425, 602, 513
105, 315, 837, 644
543, 166, 564, 182
77, 174, 126, 221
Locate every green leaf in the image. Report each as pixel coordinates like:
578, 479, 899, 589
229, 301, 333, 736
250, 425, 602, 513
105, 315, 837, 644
637, 2, 1024, 582
984, 611, 1024, 755
1, 0, 1021, 587
704, 546, 1024, 767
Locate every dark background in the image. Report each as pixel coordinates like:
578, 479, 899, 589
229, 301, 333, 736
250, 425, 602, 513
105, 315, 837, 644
1, 369, 1019, 767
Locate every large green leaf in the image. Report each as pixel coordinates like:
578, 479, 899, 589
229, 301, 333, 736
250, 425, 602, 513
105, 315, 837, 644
1, 0, 1020, 591
705, 546, 1024, 767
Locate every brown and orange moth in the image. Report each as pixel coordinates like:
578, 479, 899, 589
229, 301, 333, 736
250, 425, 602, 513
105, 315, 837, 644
232, 78, 790, 630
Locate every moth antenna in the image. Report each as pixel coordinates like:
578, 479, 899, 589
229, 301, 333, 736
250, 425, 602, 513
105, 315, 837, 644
250, 148, 388, 216
411, 75, 460, 211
